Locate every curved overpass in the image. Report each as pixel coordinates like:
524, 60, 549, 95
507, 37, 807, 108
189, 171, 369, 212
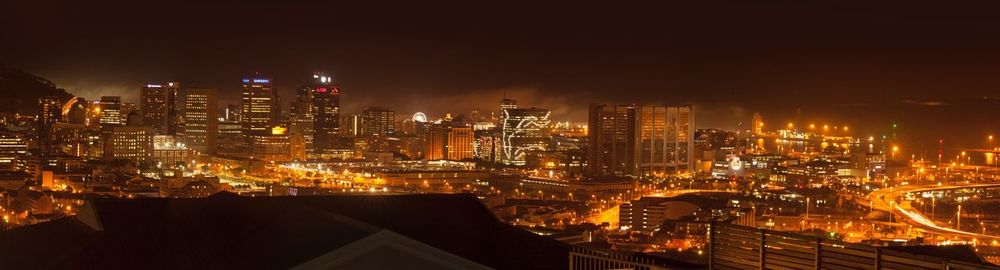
868, 183, 1000, 241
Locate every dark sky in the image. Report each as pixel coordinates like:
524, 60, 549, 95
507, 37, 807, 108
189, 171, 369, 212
4, 1, 1000, 153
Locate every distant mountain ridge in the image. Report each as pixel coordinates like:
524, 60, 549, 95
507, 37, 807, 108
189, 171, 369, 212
0, 67, 74, 114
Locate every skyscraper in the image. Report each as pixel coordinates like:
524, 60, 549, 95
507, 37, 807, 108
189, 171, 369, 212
240, 74, 277, 137
588, 104, 695, 177
184, 88, 218, 155
500, 107, 551, 166
166, 82, 183, 135
140, 83, 170, 134
289, 84, 314, 159
310, 74, 341, 154
361, 107, 395, 137
37, 96, 63, 152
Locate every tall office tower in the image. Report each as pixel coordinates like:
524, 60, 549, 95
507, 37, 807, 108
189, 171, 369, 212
500, 107, 551, 166
424, 125, 474, 161
240, 74, 277, 137
751, 112, 764, 135
165, 82, 182, 135
310, 74, 341, 154
587, 104, 695, 177
289, 85, 314, 158
99, 96, 123, 130
183, 88, 218, 155
37, 96, 63, 152
498, 98, 518, 125
361, 107, 395, 137
140, 83, 171, 134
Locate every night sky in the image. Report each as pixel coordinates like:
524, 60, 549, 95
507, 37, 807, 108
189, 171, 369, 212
4, 1, 1000, 153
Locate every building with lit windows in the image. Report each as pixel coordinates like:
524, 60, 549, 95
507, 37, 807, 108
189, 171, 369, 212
310, 74, 341, 155
588, 104, 695, 177
425, 125, 474, 161
361, 106, 395, 137
38, 96, 63, 126
105, 126, 154, 162
240, 74, 277, 137
500, 107, 551, 166
140, 82, 174, 134
183, 88, 217, 155
98, 96, 122, 128
153, 135, 193, 165
0, 131, 28, 171
251, 126, 291, 162
37, 96, 64, 152
289, 84, 314, 159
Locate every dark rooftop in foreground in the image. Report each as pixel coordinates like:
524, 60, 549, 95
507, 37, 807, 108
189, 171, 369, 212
0, 192, 578, 269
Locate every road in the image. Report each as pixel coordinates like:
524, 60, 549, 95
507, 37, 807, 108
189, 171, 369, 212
867, 183, 1000, 241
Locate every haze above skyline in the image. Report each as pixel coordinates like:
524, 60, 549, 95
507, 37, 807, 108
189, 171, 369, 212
5, 1, 1000, 148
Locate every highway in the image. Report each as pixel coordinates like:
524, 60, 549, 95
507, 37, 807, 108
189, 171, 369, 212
867, 183, 1000, 241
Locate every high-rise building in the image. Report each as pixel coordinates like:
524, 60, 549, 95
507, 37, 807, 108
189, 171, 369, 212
166, 82, 182, 135
361, 107, 395, 137
99, 96, 123, 130
105, 126, 154, 162
289, 85, 314, 159
498, 98, 518, 125
240, 74, 277, 137
37, 96, 63, 152
424, 125, 474, 161
183, 88, 218, 155
310, 74, 341, 154
500, 107, 551, 166
140, 83, 171, 134
38, 96, 63, 127
588, 104, 695, 177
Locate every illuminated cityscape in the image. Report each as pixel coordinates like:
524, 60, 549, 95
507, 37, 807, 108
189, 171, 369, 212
3, 2, 1000, 269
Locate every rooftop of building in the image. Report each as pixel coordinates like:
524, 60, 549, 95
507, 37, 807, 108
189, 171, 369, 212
0, 192, 580, 269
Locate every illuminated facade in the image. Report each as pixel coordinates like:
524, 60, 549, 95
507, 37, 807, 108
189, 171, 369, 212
183, 88, 217, 155
240, 74, 277, 137
251, 126, 291, 162
98, 96, 123, 129
500, 108, 551, 166
425, 126, 474, 161
140, 82, 174, 134
310, 75, 341, 154
289, 85, 314, 159
0, 131, 28, 171
588, 104, 695, 177
361, 106, 395, 137
38, 96, 63, 128
153, 135, 192, 165
105, 126, 154, 162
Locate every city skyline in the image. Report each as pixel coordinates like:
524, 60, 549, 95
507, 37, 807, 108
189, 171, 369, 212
6, 2, 1000, 147
4, 2, 1000, 269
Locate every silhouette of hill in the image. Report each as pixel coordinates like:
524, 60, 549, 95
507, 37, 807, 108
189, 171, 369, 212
0, 67, 74, 114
